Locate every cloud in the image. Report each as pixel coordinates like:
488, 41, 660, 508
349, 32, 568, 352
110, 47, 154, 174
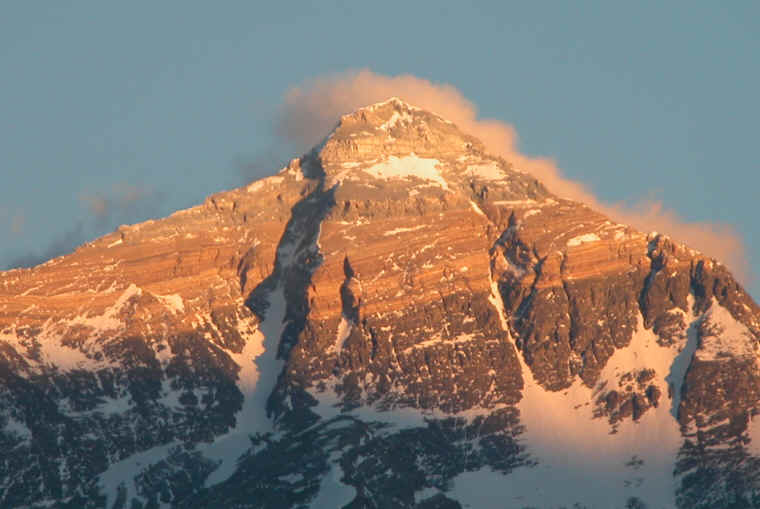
0, 208, 25, 235
276, 69, 751, 283
10, 213, 25, 235
233, 149, 290, 186
4, 184, 164, 270
79, 184, 161, 231
4, 223, 87, 270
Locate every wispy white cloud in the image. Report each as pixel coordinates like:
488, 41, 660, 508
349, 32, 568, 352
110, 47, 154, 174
0, 208, 24, 235
10, 213, 24, 234
3, 184, 163, 270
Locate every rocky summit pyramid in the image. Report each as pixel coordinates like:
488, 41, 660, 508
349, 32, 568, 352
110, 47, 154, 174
1, 98, 760, 509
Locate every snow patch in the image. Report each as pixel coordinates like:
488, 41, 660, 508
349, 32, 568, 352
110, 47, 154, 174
202, 289, 287, 487
95, 393, 132, 415
666, 303, 699, 419
379, 110, 414, 130
98, 442, 179, 509
466, 163, 504, 181
155, 294, 185, 315
157, 378, 183, 410
383, 225, 427, 236
114, 283, 142, 307
247, 175, 284, 193
402, 333, 478, 354
312, 386, 440, 430
415, 486, 443, 503
492, 199, 538, 207
697, 302, 758, 361
0, 284, 143, 372
567, 233, 601, 247
330, 316, 353, 354
3, 415, 31, 442
469, 200, 487, 218
363, 155, 449, 190
366, 97, 422, 113
308, 450, 356, 509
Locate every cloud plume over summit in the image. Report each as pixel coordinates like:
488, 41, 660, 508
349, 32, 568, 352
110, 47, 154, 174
4, 185, 164, 271
277, 69, 750, 283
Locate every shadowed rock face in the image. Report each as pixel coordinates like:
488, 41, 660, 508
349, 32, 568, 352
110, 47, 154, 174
0, 98, 759, 508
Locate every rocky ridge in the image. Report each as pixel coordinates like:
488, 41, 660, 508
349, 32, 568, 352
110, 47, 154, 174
0, 97, 759, 508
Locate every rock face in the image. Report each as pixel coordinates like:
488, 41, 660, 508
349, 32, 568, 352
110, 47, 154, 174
1, 97, 759, 508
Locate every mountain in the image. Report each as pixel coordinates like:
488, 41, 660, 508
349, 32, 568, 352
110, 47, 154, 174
1, 97, 760, 509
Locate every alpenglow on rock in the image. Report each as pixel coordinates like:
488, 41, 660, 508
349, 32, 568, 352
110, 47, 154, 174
1, 97, 760, 508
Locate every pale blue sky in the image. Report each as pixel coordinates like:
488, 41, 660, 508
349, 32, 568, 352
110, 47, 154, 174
1, 2, 758, 297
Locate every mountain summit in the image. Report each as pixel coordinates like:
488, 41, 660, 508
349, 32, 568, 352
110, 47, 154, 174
320, 97, 485, 161
1, 100, 759, 508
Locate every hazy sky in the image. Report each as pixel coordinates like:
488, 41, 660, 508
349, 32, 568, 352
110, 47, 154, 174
2, 2, 758, 297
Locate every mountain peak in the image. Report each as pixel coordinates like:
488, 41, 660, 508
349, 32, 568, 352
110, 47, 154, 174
2, 92, 760, 508
315, 97, 485, 167
289, 98, 552, 204
359, 96, 421, 112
